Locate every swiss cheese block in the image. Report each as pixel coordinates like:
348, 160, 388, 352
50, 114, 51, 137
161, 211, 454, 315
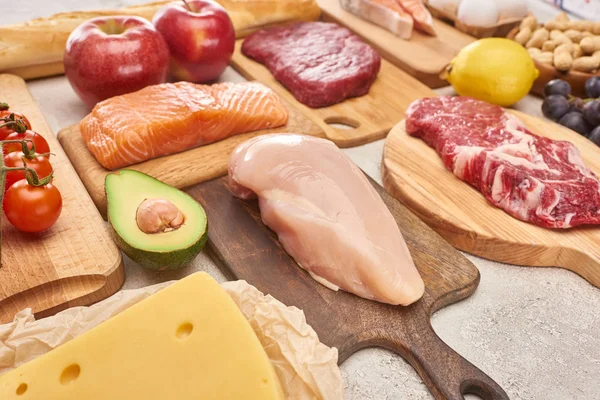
0, 272, 284, 399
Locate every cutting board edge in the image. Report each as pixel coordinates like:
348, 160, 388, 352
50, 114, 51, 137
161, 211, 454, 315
0, 255, 124, 324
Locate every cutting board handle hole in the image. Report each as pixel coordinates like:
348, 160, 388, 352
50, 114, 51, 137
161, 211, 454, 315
461, 379, 499, 400
176, 322, 194, 339
324, 116, 360, 130
60, 364, 81, 385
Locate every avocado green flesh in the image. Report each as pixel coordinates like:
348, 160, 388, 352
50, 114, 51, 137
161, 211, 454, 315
105, 170, 207, 270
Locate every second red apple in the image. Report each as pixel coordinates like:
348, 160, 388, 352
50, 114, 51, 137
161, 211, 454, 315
153, 0, 236, 83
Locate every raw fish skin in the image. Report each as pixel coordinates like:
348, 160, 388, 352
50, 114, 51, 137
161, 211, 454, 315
80, 81, 288, 170
397, 0, 436, 35
228, 134, 424, 306
340, 0, 414, 39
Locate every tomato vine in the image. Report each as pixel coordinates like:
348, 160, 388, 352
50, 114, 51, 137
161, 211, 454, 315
0, 138, 50, 267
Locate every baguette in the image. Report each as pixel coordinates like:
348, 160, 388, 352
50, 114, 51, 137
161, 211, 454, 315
0, 0, 321, 80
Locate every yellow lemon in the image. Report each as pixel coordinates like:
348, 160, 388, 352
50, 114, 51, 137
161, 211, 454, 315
446, 38, 539, 107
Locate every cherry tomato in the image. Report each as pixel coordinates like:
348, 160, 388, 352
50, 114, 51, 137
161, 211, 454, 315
3, 130, 51, 157
0, 110, 31, 140
3, 152, 53, 191
3, 179, 62, 233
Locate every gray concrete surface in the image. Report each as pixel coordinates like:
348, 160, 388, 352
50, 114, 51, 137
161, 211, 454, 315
8, 1, 600, 399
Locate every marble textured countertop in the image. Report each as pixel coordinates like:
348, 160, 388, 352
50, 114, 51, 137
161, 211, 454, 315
8, 1, 600, 399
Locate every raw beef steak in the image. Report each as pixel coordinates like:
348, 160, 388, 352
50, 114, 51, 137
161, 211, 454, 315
405, 96, 600, 229
241, 22, 381, 108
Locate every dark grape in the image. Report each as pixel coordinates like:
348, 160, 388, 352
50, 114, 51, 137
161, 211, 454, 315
585, 76, 600, 99
558, 112, 592, 136
583, 100, 600, 126
542, 95, 570, 121
544, 79, 571, 98
589, 126, 600, 146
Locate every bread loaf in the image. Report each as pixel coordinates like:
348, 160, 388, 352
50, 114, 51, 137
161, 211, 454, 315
0, 0, 321, 80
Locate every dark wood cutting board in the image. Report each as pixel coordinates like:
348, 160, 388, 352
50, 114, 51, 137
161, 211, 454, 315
187, 176, 508, 400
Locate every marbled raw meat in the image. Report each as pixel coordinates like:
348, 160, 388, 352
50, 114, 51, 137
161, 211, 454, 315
406, 96, 600, 228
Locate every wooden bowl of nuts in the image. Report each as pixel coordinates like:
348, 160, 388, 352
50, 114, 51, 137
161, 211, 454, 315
508, 13, 600, 98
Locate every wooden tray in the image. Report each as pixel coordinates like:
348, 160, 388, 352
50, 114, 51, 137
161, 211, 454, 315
231, 40, 436, 148
318, 0, 474, 88
188, 176, 508, 400
57, 99, 324, 217
382, 112, 600, 288
0, 74, 123, 324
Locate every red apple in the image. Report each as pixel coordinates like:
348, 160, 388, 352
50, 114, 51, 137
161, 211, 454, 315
153, 0, 235, 83
64, 16, 170, 109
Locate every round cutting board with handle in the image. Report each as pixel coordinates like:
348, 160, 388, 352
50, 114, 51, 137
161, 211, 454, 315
188, 176, 508, 400
382, 111, 600, 287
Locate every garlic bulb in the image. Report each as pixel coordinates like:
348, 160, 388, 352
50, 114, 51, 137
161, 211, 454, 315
457, 0, 499, 27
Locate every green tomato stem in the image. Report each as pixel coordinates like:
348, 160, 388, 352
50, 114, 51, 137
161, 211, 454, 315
0, 137, 31, 268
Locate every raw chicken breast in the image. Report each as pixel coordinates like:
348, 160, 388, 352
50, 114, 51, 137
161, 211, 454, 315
340, 0, 414, 39
228, 134, 424, 306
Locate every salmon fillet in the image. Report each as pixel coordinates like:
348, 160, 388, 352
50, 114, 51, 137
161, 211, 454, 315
397, 0, 436, 35
80, 81, 288, 170
228, 134, 425, 305
340, 0, 414, 39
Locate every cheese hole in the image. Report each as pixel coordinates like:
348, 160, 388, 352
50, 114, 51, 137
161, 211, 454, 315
16, 383, 27, 395
324, 116, 360, 130
176, 322, 194, 339
60, 364, 81, 385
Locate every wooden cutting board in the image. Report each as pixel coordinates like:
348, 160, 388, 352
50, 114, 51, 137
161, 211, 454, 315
187, 176, 508, 400
317, 0, 475, 88
231, 40, 436, 148
57, 100, 323, 217
0, 74, 123, 324
382, 112, 600, 288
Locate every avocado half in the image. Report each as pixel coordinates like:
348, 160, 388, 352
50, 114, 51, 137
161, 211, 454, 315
105, 170, 208, 271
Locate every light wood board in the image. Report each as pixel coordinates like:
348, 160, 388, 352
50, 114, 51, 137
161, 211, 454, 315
382, 112, 600, 288
318, 0, 474, 88
57, 99, 324, 218
188, 176, 508, 400
0, 74, 124, 324
231, 39, 436, 148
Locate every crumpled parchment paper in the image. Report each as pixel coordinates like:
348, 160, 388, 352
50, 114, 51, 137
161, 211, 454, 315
0, 279, 343, 400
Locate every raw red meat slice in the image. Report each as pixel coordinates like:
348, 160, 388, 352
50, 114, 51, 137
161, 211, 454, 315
241, 22, 381, 108
406, 96, 600, 229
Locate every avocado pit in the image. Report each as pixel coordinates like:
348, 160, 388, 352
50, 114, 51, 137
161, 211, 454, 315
136, 198, 185, 234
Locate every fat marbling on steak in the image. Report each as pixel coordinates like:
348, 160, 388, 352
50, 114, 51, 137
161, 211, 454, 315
241, 22, 381, 108
405, 96, 600, 229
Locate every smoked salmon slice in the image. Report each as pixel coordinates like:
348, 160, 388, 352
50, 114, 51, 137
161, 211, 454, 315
397, 0, 436, 36
340, 0, 414, 39
80, 81, 288, 170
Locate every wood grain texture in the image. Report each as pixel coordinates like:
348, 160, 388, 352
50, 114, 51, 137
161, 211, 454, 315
188, 176, 508, 400
317, 0, 474, 88
231, 39, 436, 148
382, 112, 600, 288
57, 99, 324, 218
0, 74, 124, 324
